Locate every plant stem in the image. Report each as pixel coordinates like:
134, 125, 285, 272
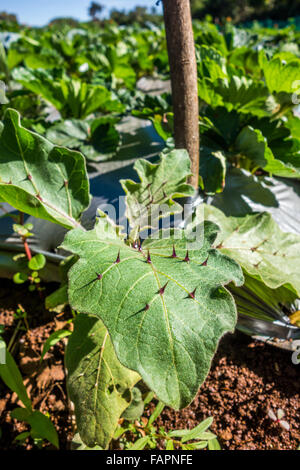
7, 320, 22, 353
163, 0, 200, 189
22, 239, 32, 260
19, 212, 32, 261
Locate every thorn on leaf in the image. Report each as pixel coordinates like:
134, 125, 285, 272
189, 288, 197, 299
171, 244, 177, 258
202, 257, 208, 266
115, 250, 121, 264
159, 282, 168, 296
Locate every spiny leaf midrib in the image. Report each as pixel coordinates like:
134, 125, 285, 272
73, 236, 232, 317
75, 242, 226, 371
154, 265, 235, 323
71, 244, 183, 377
149, 260, 177, 383
125, 155, 192, 229
221, 245, 294, 258
114, 271, 152, 326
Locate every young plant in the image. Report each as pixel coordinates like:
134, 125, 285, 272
0, 108, 244, 449
268, 409, 290, 432
116, 401, 219, 450
12, 220, 46, 293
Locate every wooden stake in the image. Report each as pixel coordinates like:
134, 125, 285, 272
163, 0, 200, 189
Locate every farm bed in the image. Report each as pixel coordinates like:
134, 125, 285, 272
0, 280, 299, 451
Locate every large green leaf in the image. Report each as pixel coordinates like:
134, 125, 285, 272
199, 75, 269, 117
65, 314, 140, 448
199, 204, 300, 296
24, 48, 63, 70
215, 76, 269, 115
203, 107, 241, 146
120, 150, 195, 235
235, 126, 300, 178
229, 46, 262, 79
46, 117, 121, 162
196, 45, 227, 82
0, 109, 90, 229
263, 55, 300, 94
200, 149, 226, 195
62, 211, 243, 409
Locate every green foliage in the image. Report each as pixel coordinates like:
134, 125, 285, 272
120, 150, 195, 236
230, 273, 299, 325
235, 126, 300, 177
117, 404, 218, 450
13, 272, 28, 284
208, 438, 221, 450
11, 408, 59, 448
45, 284, 68, 311
191, 0, 300, 23
0, 349, 32, 410
40, 329, 72, 361
0, 342, 58, 448
197, 204, 300, 327
88, 2, 104, 21
199, 204, 300, 295
12, 68, 124, 119
121, 387, 145, 421
0, 81, 8, 104
109, 6, 162, 27
28, 254, 46, 271
200, 150, 226, 194
263, 54, 300, 94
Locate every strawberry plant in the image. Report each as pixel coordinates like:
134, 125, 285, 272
12, 68, 124, 119
45, 116, 121, 163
